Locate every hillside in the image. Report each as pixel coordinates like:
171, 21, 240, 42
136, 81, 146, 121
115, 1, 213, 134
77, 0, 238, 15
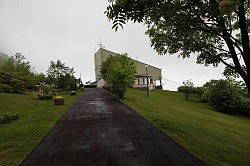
0, 52, 9, 66
121, 88, 250, 166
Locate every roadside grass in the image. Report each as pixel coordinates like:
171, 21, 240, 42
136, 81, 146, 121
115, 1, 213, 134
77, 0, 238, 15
122, 88, 250, 166
0, 91, 82, 166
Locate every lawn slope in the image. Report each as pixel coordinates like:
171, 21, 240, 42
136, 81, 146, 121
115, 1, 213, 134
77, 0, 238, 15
122, 89, 250, 166
0, 92, 81, 166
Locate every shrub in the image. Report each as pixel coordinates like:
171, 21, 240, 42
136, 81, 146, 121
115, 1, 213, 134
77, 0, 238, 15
202, 79, 249, 114
193, 87, 204, 96
34, 82, 55, 99
0, 83, 12, 93
0, 113, 19, 124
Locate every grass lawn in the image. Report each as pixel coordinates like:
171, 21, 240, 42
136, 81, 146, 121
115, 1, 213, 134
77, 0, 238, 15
121, 88, 250, 166
0, 91, 82, 166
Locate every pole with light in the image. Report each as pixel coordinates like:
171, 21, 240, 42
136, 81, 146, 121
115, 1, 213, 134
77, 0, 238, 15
145, 65, 149, 97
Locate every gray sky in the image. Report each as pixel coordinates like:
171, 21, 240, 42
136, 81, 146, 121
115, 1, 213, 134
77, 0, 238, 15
0, 0, 225, 90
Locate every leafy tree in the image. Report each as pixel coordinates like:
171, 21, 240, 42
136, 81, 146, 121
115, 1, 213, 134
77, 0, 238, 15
106, 0, 250, 97
0, 71, 25, 93
47, 60, 76, 91
0, 53, 36, 92
180, 80, 194, 100
33, 73, 49, 84
100, 54, 136, 98
0, 52, 9, 66
1, 53, 31, 75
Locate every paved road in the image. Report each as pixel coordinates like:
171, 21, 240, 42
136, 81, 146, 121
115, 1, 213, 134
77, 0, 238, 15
21, 88, 203, 166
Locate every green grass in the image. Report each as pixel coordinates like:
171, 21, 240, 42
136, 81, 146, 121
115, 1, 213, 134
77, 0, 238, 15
0, 91, 82, 166
121, 88, 250, 166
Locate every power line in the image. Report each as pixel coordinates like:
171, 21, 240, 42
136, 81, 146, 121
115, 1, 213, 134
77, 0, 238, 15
162, 81, 179, 88
162, 77, 181, 86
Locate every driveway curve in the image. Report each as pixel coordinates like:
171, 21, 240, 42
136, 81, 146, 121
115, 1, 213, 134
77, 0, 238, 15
21, 88, 203, 166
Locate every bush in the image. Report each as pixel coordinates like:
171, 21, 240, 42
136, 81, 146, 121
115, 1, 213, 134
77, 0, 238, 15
0, 113, 19, 124
178, 86, 204, 95
193, 87, 204, 96
34, 83, 55, 99
239, 97, 250, 115
202, 79, 249, 115
0, 83, 12, 93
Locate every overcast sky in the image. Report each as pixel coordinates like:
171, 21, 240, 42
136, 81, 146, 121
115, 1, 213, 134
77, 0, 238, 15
0, 0, 225, 90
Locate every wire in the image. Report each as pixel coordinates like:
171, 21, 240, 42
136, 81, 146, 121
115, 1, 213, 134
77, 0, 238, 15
162, 81, 179, 88
162, 77, 182, 86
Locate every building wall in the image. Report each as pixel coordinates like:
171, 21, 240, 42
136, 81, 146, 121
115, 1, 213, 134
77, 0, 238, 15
133, 60, 161, 80
94, 48, 117, 81
94, 48, 162, 81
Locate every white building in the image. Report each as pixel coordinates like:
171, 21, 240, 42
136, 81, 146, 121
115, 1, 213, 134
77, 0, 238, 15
94, 48, 162, 90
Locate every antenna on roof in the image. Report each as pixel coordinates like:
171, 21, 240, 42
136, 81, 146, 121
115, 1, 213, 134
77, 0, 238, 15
97, 38, 105, 49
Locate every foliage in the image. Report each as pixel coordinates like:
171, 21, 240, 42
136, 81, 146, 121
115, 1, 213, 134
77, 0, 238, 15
0, 53, 37, 92
100, 54, 136, 98
106, 0, 250, 96
0, 52, 9, 66
47, 60, 76, 91
0, 71, 25, 93
34, 82, 56, 99
0, 112, 18, 124
182, 80, 194, 100
193, 86, 204, 96
0, 53, 31, 74
178, 86, 204, 94
121, 88, 250, 166
202, 79, 250, 114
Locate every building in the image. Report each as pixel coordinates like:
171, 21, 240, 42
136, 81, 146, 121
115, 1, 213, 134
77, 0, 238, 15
94, 48, 162, 90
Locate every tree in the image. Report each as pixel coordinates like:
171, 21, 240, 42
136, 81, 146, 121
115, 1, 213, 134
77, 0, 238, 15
178, 80, 194, 100
100, 54, 136, 98
47, 60, 76, 91
106, 0, 250, 97
0, 71, 25, 93
1, 53, 32, 76
0, 53, 36, 92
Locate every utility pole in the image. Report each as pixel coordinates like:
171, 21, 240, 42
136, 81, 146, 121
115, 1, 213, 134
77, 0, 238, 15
145, 65, 149, 97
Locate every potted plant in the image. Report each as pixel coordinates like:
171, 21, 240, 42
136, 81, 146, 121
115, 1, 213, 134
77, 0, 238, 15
54, 96, 64, 105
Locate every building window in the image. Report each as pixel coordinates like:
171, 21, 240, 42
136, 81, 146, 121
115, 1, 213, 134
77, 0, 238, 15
134, 79, 138, 85
139, 78, 143, 85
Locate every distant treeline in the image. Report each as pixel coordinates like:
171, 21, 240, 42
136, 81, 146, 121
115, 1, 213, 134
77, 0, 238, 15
0, 53, 81, 93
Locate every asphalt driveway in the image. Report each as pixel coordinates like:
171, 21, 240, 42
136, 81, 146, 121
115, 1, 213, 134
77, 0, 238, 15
21, 88, 203, 166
